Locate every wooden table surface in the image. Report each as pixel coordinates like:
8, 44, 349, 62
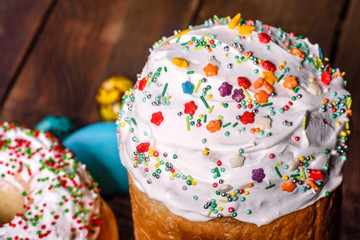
0, 0, 359, 239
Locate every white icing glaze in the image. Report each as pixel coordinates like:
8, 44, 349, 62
117, 16, 351, 226
0, 123, 101, 239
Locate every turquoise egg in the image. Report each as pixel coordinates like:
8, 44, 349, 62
63, 122, 128, 196
35, 115, 76, 140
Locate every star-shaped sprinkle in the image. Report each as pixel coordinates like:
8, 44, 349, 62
203, 63, 218, 77
262, 71, 277, 85
254, 90, 270, 104
238, 25, 255, 35
283, 76, 298, 90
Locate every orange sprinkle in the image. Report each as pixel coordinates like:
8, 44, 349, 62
283, 76, 298, 90
207, 48, 212, 53
332, 74, 338, 79
205, 147, 210, 151
307, 179, 319, 191
278, 65, 283, 70
281, 182, 296, 192
254, 90, 270, 104
291, 48, 305, 58
247, 183, 253, 188
164, 41, 170, 46
250, 128, 255, 134
203, 63, 218, 77
255, 128, 260, 133
188, 41, 193, 46
254, 77, 264, 89
284, 42, 290, 47
323, 98, 329, 104
206, 120, 221, 133
263, 81, 274, 93
347, 109, 352, 116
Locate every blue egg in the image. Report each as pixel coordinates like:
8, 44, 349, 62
63, 122, 128, 196
36, 115, 76, 140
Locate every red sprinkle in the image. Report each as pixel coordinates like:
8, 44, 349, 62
240, 111, 254, 125
213, 183, 218, 188
269, 153, 275, 159
217, 160, 222, 166
151, 111, 164, 126
294, 136, 300, 141
237, 77, 252, 89
184, 101, 198, 115
136, 142, 150, 153
138, 77, 147, 91
258, 33, 271, 43
228, 207, 235, 213
309, 170, 324, 181
321, 71, 331, 85
262, 60, 276, 72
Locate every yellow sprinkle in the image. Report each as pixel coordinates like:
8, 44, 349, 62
325, 57, 330, 62
336, 121, 341, 126
238, 25, 255, 35
150, 147, 155, 152
155, 163, 160, 168
244, 191, 249, 195
231, 192, 236, 197
203, 150, 209, 155
199, 114, 204, 119
246, 98, 252, 104
262, 71, 277, 85
309, 78, 315, 83
280, 61, 286, 66
172, 172, 177, 177
172, 58, 188, 68
205, 39, 210, 44
284, 176, 289, 180
148, 152, 154, 157
175, 28, 191, 37
192, 180, 197, 185
207, 94, 213, 100
299, 156, 305, 161
120, 122, 126, 127
340, 131, 347, 137
218, 207, 224, 211
228, 13, 241, 29
258, 59, 262, 64
346, 130, 351, 135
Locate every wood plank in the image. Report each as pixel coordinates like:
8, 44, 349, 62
0, 0, 54, 106
333, 0, 360, 239
0, 0, 201, 128
194, 0, 346, 57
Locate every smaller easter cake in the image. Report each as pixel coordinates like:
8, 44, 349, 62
0, 122, 118, 240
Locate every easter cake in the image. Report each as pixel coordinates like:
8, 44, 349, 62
0, 122, 118, 240
117, 13, 351, 239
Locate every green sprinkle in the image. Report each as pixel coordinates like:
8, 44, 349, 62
162, 83, 168, 96
164, 67, 167, 72
187, 71, 194, 75
232, 122, 238, 128
324, 149, 330, 154
194, 80, 202, 93
222, 122, 231, 128
302, 116, 307, 130
200, 96, 210, 109
186, 116, 190, 131
276, 74, 284, 82
275, 167, 282, 178
261, 102, 273, 108
265, 184, 275, 189
193, 46, 205, 51
240, 86, 251, 98
176, 37, 180, 43
207, 210, 213, 216
290, 174, 300, 178
296, 35, 303, 40
246, 209, 252, 214
193, 195, 198, 200
188, 175, 193, 180
204, 114, 207, 123
209, 105, 214, 114
131, 117, 138, 126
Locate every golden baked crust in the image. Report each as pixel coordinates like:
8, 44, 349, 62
129, 176, 341, 240
98, 199, 119, 240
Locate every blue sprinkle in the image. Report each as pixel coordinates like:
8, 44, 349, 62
182, 81, 194, 94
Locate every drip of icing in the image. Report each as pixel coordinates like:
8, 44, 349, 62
117, 16, 351, 226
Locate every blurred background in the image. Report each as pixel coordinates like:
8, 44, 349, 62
0, 0, 359, 239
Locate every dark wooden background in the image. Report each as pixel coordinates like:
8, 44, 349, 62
0, 0, 359, 239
